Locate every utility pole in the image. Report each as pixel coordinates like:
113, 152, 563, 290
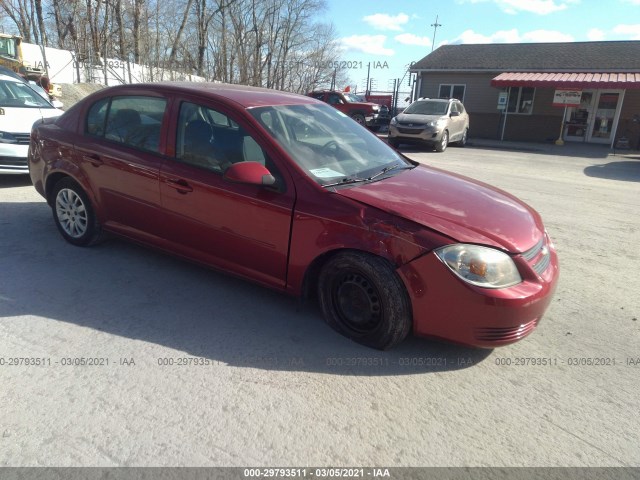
365, 62, 371, 95
431, 15, 442, 52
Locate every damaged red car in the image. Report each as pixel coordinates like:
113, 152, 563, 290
28, 82, 558, 350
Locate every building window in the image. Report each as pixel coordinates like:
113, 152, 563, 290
507, 87, 535, 114
439, 84, 466, 101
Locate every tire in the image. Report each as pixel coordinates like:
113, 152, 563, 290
51, 177, 102, 247
456, 128, 468, 147
351, 113, 366, 126
435, 130, 449, 152
369, 125, 381, 132
388, 138, 400, 148
317, 251, 412, 350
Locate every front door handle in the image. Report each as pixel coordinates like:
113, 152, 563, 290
165, 178, 193, 194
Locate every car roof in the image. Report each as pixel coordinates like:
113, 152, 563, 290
100, 82, 318, 109
416, 98, 459, 103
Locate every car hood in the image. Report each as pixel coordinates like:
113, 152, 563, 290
0, 106, 62, 133
337, 165, 543, 253
396, 113, 444, 124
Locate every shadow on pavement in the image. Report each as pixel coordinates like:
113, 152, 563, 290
0, 174, 32, 189
380, 134, 622, 159
466, 140, 616, 158
0, 201, 493, 376
584, 160, 640, 182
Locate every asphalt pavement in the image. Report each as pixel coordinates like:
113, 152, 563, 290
0, 142, 638, 468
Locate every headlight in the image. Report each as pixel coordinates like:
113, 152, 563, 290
372, 105, 380, 112
427, 119, 446, 128
0, 131, 18, 144
390, 117, 397, 126
435, 244, 522, 289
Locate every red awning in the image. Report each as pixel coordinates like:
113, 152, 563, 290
491, 72, 640, 89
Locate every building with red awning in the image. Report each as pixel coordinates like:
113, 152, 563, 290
410, 41, 640, 147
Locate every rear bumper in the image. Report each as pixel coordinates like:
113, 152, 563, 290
397, 247, 559, 348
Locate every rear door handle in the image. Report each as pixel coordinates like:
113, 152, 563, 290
165, 178, 193, 194
82, 153, 103, 167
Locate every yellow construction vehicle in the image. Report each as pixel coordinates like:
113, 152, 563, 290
0, 33, 61, 98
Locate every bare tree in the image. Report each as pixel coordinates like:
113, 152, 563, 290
0, 0, 347, 91
0, 0, 36, 41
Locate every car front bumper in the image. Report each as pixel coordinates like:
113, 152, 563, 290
388, 124, 444, 144
397, 243, 559, 348
366, 113, 391, 127
0, 144, 29, 174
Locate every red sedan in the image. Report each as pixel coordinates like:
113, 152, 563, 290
28, 82, 558, 350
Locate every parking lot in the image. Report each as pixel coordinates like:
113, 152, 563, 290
1, 142, 639, 467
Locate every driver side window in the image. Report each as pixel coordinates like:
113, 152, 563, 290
175, 102, 283, 188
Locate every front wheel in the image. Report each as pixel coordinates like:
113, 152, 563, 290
456, 128, 468, 147
388, 138, 400, 148
351, 113, 366, 126
435, 130, 449, 152
318, 251, 412, 350
51, 177, 102, 246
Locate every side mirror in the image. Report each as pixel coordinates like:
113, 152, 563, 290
450, 111, 460, 117
223, 161, 275, 186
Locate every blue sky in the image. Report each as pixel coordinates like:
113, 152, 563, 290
323, 0, 640, 93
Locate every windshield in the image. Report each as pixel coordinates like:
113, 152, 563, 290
249, 103, 411, 186
404, 100, 448, 116
0, 79, 53, 108
343, 93, 365, 103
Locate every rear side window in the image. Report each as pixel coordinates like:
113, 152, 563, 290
86, 98, 109, 136
85, 95, 167, 153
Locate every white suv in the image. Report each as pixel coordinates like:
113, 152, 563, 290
388, 98, 469, 152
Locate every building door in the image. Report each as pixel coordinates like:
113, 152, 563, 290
564, 91, 595, 142
587, 90, 624, 144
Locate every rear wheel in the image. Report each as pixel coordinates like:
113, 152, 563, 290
318, 251, 412, 350
435, 130, 449, 152
51, 177, 102, 246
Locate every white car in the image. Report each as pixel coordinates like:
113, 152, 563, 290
0, 73, 63, 174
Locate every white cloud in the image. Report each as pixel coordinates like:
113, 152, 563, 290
457, 0, 576, 15
587, 28, 605, 41
449, 28, 521, 44
501, 0, 571, 14
446, 28, 575, 44
362, 13, 409, 31
394, 33, 432, 47
340, 35, 395, 56
522, 30, 574, 42
613, 24, 640, 40
622, 0, 640, 4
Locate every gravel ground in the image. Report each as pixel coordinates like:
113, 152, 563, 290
59, 83, 105, 109
0, 143, 638, 468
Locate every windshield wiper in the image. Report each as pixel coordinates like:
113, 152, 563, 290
322, 177, 370, 188
367, 163, 414, 181
322, 163, 414, 188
